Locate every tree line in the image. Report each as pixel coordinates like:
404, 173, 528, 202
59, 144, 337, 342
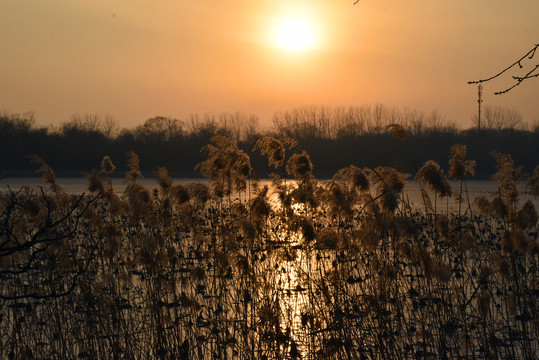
1, 105, 538, 179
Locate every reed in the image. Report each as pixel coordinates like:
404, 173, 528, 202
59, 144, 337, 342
0, 138, 537, 359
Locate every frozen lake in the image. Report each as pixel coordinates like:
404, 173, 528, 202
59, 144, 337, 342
1, 176, 537, 212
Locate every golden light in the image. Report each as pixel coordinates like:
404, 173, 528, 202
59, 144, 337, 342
272, 17, 317, 51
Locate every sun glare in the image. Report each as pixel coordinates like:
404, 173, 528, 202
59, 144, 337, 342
272, 17, 316, 51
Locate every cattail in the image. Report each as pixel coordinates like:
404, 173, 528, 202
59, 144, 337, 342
100, 156, 116, 174
416, 160, 452, 197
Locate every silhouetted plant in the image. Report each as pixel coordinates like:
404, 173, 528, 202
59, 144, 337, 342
0, 137, 537, 359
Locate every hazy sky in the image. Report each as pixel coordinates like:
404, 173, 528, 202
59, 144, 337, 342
2, 0, 538, 129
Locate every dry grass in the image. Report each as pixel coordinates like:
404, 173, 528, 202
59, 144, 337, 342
0, 137, 537, 359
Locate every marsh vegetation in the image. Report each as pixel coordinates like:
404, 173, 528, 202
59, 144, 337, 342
0, 133, 538, 359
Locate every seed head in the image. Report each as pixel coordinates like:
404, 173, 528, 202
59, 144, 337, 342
517, 200, 538, 229
448, 144, 475, 180
387, 123, 407, 141
100, 156, 116, 174
416, 160, 452, 198
253, 136, 285, 169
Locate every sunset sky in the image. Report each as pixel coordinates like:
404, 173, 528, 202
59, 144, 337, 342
2, 0, 538, 129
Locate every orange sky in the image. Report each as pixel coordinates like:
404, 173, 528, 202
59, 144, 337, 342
1, 0, 538, 129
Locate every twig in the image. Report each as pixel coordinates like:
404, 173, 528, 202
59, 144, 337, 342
468, 43, 539, 94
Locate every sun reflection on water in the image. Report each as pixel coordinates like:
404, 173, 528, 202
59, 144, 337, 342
274, 229, 312, 358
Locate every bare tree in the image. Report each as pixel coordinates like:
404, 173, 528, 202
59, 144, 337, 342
101, 114, 120, 139
136, 116, 184, 141
469, 44, 538, 94
217, 111, 260, 142
471, 105, 523, 130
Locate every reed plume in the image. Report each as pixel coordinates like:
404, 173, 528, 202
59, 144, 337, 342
333, 165, 369, 192
100, 156, 116, 174
253, 136, 285, 168
492, 151, 521, 204
186, 183, 210, 206
387, 123, 407, 141
154, 166, 173, 192
87, 169, 104, 193
286, 151, 313, 181
314, 229, 340, 250
250, 188, 271, 222
448, 144, 475, 180
416, 160, 452, 198
171, 184, 190, 205
527, 165, 539, 196
28, 154, 61, 193
125, 151, 142, 183
474, 195, 491, 216
516, 200, 538, 229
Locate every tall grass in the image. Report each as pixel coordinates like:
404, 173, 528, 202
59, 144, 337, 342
0, 135, 537, 359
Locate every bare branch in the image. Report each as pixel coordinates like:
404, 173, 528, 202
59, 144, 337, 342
468, 44, 539, 94
495, 63, 539, 95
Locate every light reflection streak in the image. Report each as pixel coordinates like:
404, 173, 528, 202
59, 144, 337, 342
274, 226, 312, 359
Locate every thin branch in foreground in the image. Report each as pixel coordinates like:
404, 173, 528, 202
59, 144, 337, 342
468, 43, 539, 94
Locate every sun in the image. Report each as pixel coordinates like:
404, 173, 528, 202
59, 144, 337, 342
272, 17, 316, 51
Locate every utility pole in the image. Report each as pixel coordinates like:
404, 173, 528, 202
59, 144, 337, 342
477, 83, 483, 131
